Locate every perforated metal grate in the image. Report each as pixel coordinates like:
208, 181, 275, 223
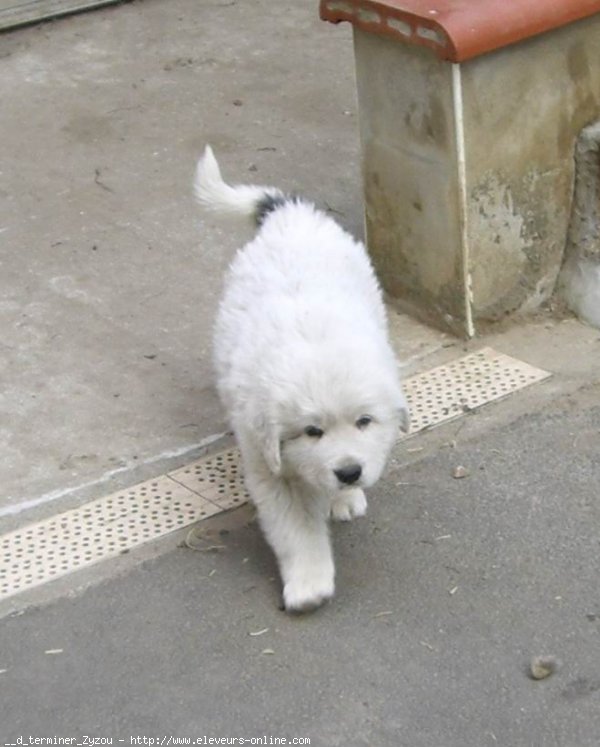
402, 347, 551, 433
0, 348, 550, 601
169, 449, 250, 511
0, 477, 221, 601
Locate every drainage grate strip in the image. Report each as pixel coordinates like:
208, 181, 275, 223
169, 448, 250, 511
402, 347, 551, 433
0, 477, 222, 601
0, 348, 550, 601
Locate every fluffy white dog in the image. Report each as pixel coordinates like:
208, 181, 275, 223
194, 147, 409, 612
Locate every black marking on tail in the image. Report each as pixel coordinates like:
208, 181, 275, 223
255, 193, 288, 226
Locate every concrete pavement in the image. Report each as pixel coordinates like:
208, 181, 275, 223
2, 390, 600, 745
0, 0, 373, 521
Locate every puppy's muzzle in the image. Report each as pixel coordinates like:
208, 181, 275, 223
334, 464, 362, 486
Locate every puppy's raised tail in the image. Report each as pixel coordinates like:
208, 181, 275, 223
194, 145, 286, 226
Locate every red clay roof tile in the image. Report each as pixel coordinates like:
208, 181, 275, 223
320, 0, 600, 62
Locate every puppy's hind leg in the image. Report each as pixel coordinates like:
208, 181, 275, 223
249, 477, 335, 613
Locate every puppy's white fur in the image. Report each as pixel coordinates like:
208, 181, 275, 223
195, 146, 409, 612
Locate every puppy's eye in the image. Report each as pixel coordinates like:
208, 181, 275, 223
304, 425, 324, 438
356, 415, 372, 429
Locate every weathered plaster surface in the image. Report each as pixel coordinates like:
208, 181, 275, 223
352, 14, 600, 333
563, 121, 600, 263
353, 30, 465, 331
462, 15, 600, 321
559, 120, 600, 328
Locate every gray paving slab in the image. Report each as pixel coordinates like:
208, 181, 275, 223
0, 0, 454, 524
0, 0, 361, 517
2, 398, 599, 746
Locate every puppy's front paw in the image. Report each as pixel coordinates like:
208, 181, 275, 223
283, 563, 335, 613
331, 488, 367, 522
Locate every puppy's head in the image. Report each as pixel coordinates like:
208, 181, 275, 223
279, 399, 407, 493
251, 345, 409, 492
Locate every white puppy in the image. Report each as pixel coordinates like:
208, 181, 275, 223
194, 147, 409, 612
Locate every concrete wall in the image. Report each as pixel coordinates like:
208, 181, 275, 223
354, 31, 467, 334
462, 14, 600, 321
353, 14, 600, 335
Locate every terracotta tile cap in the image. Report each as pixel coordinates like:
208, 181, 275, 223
320, 0, 600, 62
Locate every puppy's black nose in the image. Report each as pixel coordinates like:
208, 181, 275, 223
334, 464, 362, 485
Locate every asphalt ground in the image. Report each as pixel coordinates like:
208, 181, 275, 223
2, 389, 599, 746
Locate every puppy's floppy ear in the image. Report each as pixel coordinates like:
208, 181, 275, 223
252, 410, 282, 476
